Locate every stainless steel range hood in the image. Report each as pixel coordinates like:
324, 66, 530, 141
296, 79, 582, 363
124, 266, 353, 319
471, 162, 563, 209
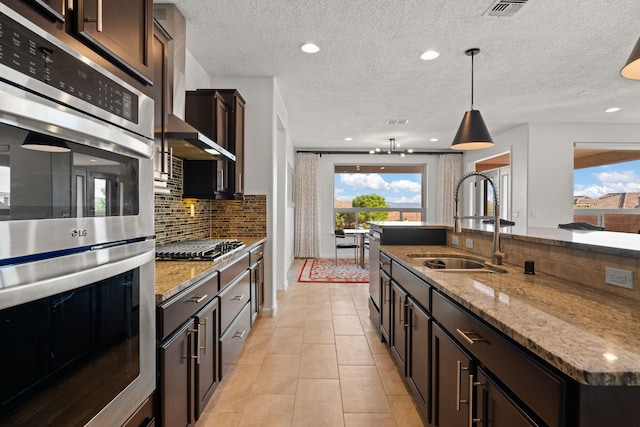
155, 4, 235, 162
167, 113, 235, 161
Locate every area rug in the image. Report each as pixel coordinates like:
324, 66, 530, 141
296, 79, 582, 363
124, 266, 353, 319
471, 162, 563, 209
298, 258, 369, 283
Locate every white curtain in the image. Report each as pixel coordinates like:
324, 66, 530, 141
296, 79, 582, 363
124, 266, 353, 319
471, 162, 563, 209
436, 154, 463, 226
294, 153, 320, 258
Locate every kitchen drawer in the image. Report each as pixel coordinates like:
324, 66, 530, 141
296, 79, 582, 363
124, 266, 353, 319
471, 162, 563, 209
380, 252, 392, 275
249, 242, 264, 265
218, 252, 250, 291
432, 290, 565, 427
157, 271, 219, 340
392, 262, 430, 311
219, 270, 251, 334
219, 302, 251, 377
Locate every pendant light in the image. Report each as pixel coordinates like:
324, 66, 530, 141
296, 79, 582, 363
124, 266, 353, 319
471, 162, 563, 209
450, 48, 495, 150
621, 37, 640, 80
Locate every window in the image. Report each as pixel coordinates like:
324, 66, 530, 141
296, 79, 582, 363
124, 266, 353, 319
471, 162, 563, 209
573, 149, 640, 233
333, 165, 424, 228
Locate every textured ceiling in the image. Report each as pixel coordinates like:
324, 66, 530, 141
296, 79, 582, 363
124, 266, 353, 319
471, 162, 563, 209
160, 0, 640, 152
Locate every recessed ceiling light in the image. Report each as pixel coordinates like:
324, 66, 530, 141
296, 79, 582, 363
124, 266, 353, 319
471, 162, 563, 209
605, 107, 621, 113
300, 43, 320, 53
420, 50, 440, 60
345, 137, 353, 141
429, 138, 439, 142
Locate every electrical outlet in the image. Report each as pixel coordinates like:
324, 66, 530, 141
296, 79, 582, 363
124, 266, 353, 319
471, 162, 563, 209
465, 238, 474, 249
452, 235, 459, 245
605, 267, 633, 289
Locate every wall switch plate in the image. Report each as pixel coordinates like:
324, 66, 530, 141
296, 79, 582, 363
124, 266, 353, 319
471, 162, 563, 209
465, 238, 474, 249
605, 267, 633, 289
452, 236, 459, 245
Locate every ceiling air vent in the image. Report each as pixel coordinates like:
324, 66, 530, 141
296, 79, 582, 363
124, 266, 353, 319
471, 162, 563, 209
386, 119, 409, 125
484, 0, 528, 17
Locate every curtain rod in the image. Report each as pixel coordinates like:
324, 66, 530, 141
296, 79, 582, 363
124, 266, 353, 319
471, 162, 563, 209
295, 149, 461, 155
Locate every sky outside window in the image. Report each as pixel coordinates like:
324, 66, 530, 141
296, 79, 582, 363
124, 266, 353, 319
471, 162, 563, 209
334, 172, 422, 207
574, 159, 640, 200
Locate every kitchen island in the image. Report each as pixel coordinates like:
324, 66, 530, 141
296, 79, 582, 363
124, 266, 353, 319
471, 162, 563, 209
376, 241, 640, 426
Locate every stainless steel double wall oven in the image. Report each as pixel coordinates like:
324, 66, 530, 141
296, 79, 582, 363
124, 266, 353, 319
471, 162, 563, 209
0, 5, 155, 426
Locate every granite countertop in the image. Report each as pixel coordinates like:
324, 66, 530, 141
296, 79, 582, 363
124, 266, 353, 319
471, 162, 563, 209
382, 244, 640, 387
155, 237, 266, 303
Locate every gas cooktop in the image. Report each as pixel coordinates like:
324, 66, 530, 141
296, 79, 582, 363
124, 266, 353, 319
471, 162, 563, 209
155, 239, 245, 261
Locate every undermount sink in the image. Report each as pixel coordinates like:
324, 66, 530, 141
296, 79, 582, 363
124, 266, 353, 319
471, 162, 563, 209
406, 254, 507, 273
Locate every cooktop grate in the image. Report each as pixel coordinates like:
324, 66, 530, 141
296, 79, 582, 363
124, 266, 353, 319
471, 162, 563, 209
156, 239, 245, 261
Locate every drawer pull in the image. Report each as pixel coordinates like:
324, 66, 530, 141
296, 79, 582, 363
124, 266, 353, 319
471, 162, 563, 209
189, 295, 208, 303
231, 294, 246, 302
233, 330, 246, 339
456, 328, 485, 345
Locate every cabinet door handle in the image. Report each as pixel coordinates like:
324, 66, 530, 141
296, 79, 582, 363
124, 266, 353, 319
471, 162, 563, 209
231, 294, 245, 302
239, 172, 242, 193
233, 330, 246, 339
97, 0, 103, 32
199, 318, 208, 355
67, 0, 73, 11
456, 360, 471, 411
218, 168, 224, 191
469, 374, 482, 427
188, 328, 200, 364
456, 329, 485, 345
189, 295, 208, 303
398, 296, 404, 323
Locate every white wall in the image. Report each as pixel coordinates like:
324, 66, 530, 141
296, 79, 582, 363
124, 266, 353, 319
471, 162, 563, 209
462, 124, 529, 227
209, 76, 292, 314
316, 154, 441, 258
462, 122, 640, 229
184, 49, 211, 90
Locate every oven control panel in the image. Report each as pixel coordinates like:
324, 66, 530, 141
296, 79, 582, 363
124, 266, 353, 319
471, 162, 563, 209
0, 10, 139, 124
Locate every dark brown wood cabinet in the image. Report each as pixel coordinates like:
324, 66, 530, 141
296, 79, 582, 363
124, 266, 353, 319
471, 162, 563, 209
380, 270, 392, 342
75, 0, 154, 84
406, 296, 431, 421
25, 0, 66, 22
216, 89, 246, 197
157, 271, 220, 426
432, 322, 473, 427
476, 367, 539, 427
151, 20, 171, 193
184, 89, 246, 199
11, 0, 153, 87
390, 280, 407, 372
159, 319, 195, 426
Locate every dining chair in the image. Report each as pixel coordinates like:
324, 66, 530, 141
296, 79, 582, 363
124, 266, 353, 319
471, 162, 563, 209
334, 229, 359, 265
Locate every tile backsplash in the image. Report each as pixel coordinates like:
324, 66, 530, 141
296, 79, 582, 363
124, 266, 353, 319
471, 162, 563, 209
154, 158, 267, 246
449, 230, 640, 301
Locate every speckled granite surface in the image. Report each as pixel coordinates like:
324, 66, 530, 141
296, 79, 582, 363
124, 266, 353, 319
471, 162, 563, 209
383, 245, 640, 387
155, 238, 265, 303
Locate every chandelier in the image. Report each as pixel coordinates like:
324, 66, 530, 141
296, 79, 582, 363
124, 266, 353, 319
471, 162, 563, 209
369, 138, 413, 157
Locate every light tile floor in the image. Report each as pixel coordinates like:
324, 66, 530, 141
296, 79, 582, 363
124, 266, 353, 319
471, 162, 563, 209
196, 259, 425, 427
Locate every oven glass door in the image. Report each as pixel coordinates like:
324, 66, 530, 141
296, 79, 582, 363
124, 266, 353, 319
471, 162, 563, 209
0, 239, 155, 426
0, 124, 139, 221
0, 269, 140, 426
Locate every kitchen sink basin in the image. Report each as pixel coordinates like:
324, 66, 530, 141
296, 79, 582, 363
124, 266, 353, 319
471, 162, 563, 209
406, 254, 507, 273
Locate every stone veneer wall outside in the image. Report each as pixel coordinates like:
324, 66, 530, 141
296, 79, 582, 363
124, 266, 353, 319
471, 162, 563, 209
447, 230, 640, 302
154, 157, 267, 246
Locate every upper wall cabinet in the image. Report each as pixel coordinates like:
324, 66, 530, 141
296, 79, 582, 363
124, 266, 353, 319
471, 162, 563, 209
16, 0, 153, 85
24, 0, 66, 22
76, 0, 154, 84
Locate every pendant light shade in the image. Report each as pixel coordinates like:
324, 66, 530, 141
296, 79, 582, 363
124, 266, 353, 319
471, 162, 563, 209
451, 110, 494, 150
451, 48, 495, 150
621, 37, 640, 80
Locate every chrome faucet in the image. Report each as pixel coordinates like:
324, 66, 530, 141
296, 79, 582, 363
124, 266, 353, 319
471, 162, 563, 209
454, 171, 506, 265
